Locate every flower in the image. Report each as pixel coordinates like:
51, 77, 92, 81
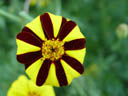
116, 23, 128, 39
30, 0, 51, 7
7, 75, 55, 96
16, 12, 86, 87
30, 0, 37, 6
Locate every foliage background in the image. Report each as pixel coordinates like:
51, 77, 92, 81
0, 0, 128, 96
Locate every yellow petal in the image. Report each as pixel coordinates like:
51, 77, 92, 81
39, 85, 55, 96
26, 58, 44, 83
63, 25, 85, 42
65, 48, 86, 64
48, 13, 62, 38
16, 39, 40, 55
44, 63, 60, 87
28, 79, 55, 96
7, 75, 28, 96
61, 60, 80, 85
26, 16, 46, 40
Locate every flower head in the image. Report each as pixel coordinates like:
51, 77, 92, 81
7, 75, 55, 96
30, 0, 51, 7
16, 12, 86, 87
116, 23, 128, 39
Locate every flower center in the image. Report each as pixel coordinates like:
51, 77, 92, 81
42, 39, 64, 61
28, 92, 40, 96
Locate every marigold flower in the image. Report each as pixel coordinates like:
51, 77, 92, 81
7, 75, 55, 96
16, 12, 86, 87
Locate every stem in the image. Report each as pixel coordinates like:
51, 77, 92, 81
24, 0, 31, 13
19, 11, 33, 22
0, 9, 21, 23
55, 0, 62, 15
22, 0, 33, 22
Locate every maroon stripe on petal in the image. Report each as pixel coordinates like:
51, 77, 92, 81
62, 54, 84, 74
64, 38, 86, 50
22, 27, 32, 32
17, 32, 42, 47
60, 17, 67, 28
36, 59, 51, 86
57, 21, 76, 40
55, 17, 67, 39
22, 27, 43, 43
25, 54, 42, 70
40, 13, 54, 39
25, 56, 41, 70
55, 60, 68, 86
17, 51, 42, 65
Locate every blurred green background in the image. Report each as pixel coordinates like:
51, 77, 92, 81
0, 0, 128, 96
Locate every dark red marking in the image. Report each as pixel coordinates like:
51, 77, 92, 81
17, 51, 42, 68
55, 17, 67, 39
17, 32, 42, 47
36, 59, 51, 86
40, 13, 54, 39
55, 60, 68, 86
22, 27, 43, 43
57, 21, 76, 40
62, 54, 84, 74
60, 17, 67, 30
64, 38, 86, 50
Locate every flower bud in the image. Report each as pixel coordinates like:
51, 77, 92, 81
116, 23, 128, 39
30, 0, 50, 7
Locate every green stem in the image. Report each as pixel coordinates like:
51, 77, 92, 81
24, 0, 30, 13
19, 11, 33, 22
55, 0, 62, 15
0, 9, 21, 23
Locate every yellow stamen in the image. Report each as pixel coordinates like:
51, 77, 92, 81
42, 39, 64, 61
